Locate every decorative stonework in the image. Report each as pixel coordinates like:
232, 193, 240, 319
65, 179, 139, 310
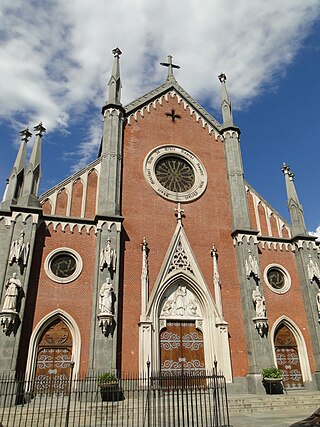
167, 238, 194, 275
0, 272, 23, 334
307, 254, 320, 283
99, 238, 117, 272
98, 277, 114, 335
160, 284, 201, 319
9, 231, 30, 266
143, 145, 207, 203
245, 250, 260, 281
252, 285, 268, 337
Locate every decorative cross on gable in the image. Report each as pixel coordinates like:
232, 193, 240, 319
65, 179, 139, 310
160, 55, 180, 77
165, 109, 181, 123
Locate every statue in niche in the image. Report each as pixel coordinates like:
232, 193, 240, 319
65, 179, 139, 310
307, 254, 320, 283
99, 238, 117, 272
252, 285, 266, 318
9, 231, 30, 266
99, 278, 114, 314
245, 250, 260, 280
2, 273, 22, 312
174, 285, 187, 315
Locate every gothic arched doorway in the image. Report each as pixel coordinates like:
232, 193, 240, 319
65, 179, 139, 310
35, 318, 73, 393
159, 282, 206, 378
160, 321, 205, 376
275, 323, 303, 388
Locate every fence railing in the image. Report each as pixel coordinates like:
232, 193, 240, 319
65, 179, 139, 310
0, 368, 231, 427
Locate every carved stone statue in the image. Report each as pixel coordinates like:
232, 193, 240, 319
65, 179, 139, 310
252, 286, 266, 318
174, 285, 187, 315
162, 299, 173, 316
99, 278, 114, 314
99, 238, 117, 272
2, 273, 22, 312
307, 254, 320, 283
245, 250, 260, 280
9, 231, 30, 266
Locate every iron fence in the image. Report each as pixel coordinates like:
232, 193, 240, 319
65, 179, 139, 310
0, 367, 231, 427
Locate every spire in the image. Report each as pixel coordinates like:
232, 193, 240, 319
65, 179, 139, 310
20, 122, 46, 207
106, 47, 122, 106
282, 163, 307, 236
1, 128, 31, 208
160, 55, 180, 82
218, 73, 233, 127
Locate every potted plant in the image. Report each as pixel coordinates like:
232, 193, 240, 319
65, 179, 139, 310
262, 367, 284, 394
98, 373, 120, 401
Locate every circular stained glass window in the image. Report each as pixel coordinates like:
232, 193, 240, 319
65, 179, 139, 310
155, 156, 195, 192
267, 268, 285, 290
143, 146, 207, 203
264, 264, 291, 294
51, 254, 77, 278
44, 248, 83, 284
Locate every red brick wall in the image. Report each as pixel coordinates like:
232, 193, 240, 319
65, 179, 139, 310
259, 246, 315, 373
31, 224, 96, 374
120, 97, 248, 376
70, 179, 83, 217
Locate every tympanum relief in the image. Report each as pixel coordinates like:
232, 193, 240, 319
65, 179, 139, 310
160, 284, 201, 319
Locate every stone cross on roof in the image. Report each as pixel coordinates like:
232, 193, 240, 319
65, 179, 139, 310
160, 55, 180, 78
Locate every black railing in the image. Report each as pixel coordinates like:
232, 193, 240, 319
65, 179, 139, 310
0, 368, 231, 426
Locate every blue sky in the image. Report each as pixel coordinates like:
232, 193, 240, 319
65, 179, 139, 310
0, 1, 320, 233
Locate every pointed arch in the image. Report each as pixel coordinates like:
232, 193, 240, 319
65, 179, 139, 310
25, 309, 81, 382
271, 316, 312, 383
139, 222, 232, 381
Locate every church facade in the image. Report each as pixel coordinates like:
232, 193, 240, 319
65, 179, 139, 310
1, 49, 320, 394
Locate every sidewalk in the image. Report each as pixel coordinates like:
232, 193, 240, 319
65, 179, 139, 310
230, 407, 314, 427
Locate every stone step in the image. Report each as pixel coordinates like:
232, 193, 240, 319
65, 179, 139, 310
228, 391, 320, 414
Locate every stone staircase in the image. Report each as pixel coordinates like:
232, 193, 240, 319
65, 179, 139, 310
228, 391, 320, 415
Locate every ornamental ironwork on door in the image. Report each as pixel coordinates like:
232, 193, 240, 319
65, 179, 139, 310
160, 321, 205, 376
35, 319, 73, 394
275, 324, 303, 388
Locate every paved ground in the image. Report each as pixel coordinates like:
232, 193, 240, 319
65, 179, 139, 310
230, 407, 314, 427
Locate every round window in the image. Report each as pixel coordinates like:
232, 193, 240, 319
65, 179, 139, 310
264, 264, 291, 294
144, 145, 207, 202
155, 156, 195, 192
44, 248, 83, 284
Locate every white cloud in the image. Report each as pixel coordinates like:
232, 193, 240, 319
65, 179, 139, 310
0, 0, 320, 166
310, 226, 320, 241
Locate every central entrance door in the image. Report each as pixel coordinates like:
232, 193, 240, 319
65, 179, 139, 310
275, 323, 303, 388
160, 321, 205, 376
35, 319, 73, 394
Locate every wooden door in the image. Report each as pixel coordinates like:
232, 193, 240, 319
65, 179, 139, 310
160, 321, 205, 377
35, 319, 73, 394
275, 324, 303, 388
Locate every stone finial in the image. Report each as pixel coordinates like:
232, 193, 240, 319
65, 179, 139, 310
282, 163, 294, 181
34, 122, 46, 137
19, 127, 32, 142
112, 47, 122, 58
218, 73, 227, 83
